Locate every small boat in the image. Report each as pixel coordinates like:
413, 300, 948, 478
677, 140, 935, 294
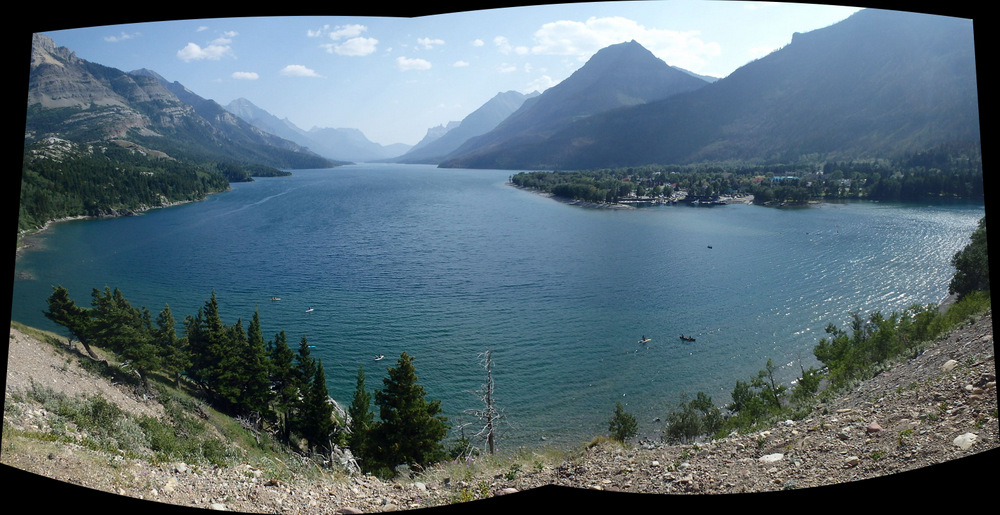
638, 337, 652, 344
374, 354, 385, 361
679, 335, 696, 342
270, 297, 281, 301
305, 307, 314, 313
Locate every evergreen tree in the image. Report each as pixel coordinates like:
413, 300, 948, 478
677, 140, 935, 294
185, 291, 227, 389
212, 319, 248, 410
298, 359, 335, 454
239, 309, 274, 419
267, 330, 298, 441
154, 304, 189, 387
295, 335, 317, 392
123, 305, 159, 389
949, 217, 989, 299
371, 352, 449, 471
88, 287, 158, 387
347, 365, 374, 467
44, 285, 97, 359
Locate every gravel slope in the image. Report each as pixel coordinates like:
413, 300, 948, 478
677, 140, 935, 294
3, 312, 996, 513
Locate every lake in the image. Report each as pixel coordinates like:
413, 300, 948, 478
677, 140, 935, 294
10, 163, 985, 450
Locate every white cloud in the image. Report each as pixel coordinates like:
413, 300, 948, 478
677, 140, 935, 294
494, 36, 512, 55
396, 56, 431, 71
280, 64, 322, 77
310, 24, 379, 56
524, 74, 556, 93
232, 71, 259, 80
528, 16, 721, 71
329, 24, 368, 40
322, 37, 378, 56
471, 39, 484, 47
104, 32, 139, 43
417, 37, 445, 49
176, 42, 234, 61
453, 60, 470, 67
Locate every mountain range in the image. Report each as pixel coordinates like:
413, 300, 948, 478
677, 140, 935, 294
26, 33, 336, 171
24, 7, 980, 178
390, 90, 541, 164
438, 8, 980, 169
224, 98, 411, 163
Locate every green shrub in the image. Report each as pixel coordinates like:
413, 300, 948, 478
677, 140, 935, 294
608, 402, 638, 443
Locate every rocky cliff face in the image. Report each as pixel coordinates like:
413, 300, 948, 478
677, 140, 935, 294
26, 33, 332, 169
27, 33, 198, 140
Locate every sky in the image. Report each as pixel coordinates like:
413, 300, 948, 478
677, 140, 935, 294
38, 1, 870, 147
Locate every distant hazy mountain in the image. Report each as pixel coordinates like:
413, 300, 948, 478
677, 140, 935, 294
440, 9, 980, 170
393, 90, 540, 164
225, 98, 411, 163
26, 34, 334, 171
406, 120, 461, 155
439, 39, 711, 168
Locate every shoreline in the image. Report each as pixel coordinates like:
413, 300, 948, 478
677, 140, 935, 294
15, 191, 229, 261
507, 182, 757, 209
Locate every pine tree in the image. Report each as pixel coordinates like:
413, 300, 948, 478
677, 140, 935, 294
88, 287, 158, 387
295, 335, 317, 392
267, 330, 298, 441
298, 359, 335, 454
185, 291, 227, 389
347, 365, 374, 467
371, 352, 449, 471
154, 304, 189, 387
212, 319, 247, 410
239, 309, 274, 419
949, 216, 989, 299
44, 285, 98, 359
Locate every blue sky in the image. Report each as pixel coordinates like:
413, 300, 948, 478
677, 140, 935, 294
40, 1, 867, 146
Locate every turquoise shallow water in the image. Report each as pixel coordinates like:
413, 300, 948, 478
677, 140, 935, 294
10, 164, 985, 449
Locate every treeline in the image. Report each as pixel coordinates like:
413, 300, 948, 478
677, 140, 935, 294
43, 287, 450, 477
18, 139, 290, 237
511, 144, 983, 205
634, 217, 990, 444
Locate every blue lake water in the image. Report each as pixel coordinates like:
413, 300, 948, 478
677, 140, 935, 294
10, 164, 985, 450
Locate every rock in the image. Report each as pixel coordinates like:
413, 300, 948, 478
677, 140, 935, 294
845, 456, 861, 468
953, 432, 978, 450
867, 421, 884, 433
759, 453, 784, 463
942, 359, 959, 372
496, 487, 519, 496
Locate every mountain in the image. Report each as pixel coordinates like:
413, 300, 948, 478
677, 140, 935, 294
26, 34, 335, 172
224, 97, 317, 151
406, 120, 461, 154
438, 39, 711, 168
305, 127, 411, 163
441, 9, 980, 170
225, 98, 410, 163
393, 90, 540, 164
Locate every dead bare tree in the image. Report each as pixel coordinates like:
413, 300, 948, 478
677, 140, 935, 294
467, 349, 504, 455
